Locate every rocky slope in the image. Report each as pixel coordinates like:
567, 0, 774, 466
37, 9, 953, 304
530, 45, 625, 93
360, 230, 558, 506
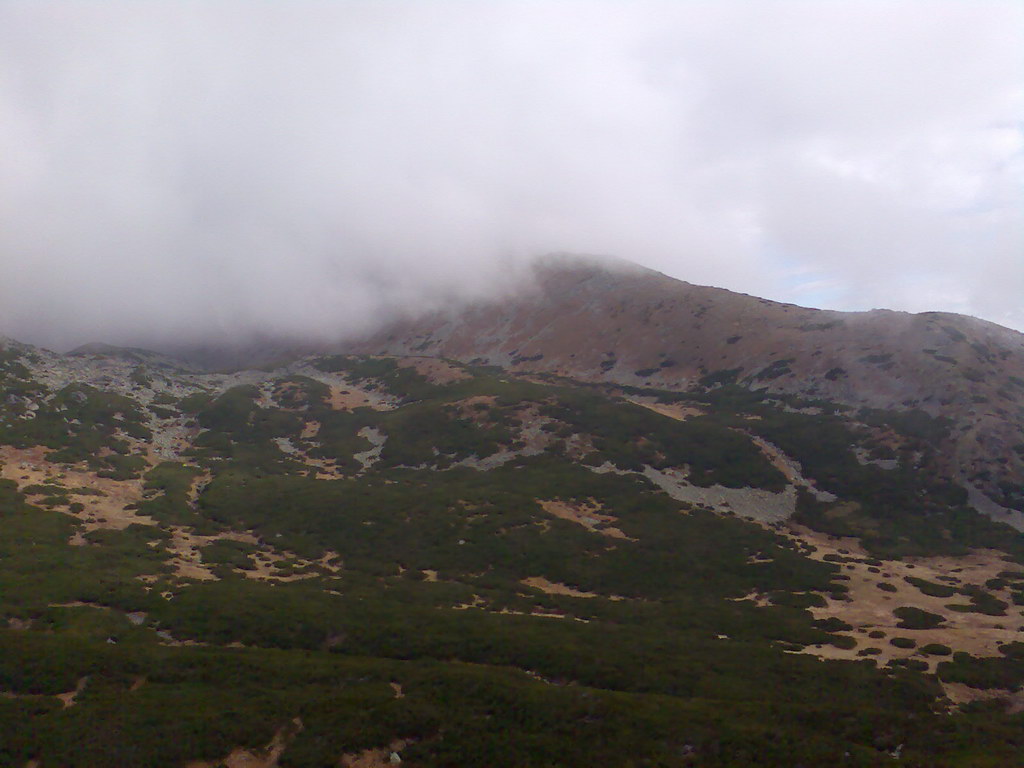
340, 255, 1024, 521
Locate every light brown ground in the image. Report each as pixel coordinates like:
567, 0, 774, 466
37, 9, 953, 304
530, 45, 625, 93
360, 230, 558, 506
942, 682, 1024, 713
522, 576, 599, 598
55, 676, 89, 708
537, 499, 633, 540
160, 527, 339, 584
1, 675, 88, 710
0, 445, 154, 539
328, 385, 393, 412
625, 398, 704, 422
497, 607, 586, 621
340, 739, 408, 768
397, 356, 469, 384
776, 524, 1024, 678
521, 576, 626, 601
162, 526, 262, 581
729, 590, 772, 608
450, 395, 498, 424
186, 718, 303, 768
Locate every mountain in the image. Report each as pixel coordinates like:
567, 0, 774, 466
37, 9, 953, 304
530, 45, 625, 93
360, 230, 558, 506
341, 255, 1024, 526
1, 260, 1024, 766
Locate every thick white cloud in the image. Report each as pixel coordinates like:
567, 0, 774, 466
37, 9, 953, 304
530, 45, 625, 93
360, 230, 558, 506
0, 1, 1021, 349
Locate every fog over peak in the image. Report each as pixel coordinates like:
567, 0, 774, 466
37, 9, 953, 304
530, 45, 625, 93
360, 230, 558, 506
1, 1, 1021, 351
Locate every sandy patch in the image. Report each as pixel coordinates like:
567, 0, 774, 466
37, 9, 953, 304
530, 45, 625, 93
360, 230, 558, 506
56, 676, 89, 708
162, 527, 262, 582
522, 577, 599, 598
328, 385, 392, 412
496, 607, 586, 621
2, 675, 89, 710
777, 525, 1024, 669
235, 548, 339, 584
341, 739, 408, 768
626, 398, 704, 422
397, 356, 469, 384
538, 499, 633, 540
453, 594, 486, 610
942, 682, 1024, 713
521, 576, 626, 601
158, 529, 340, 584
188, 471, 212, 506
0, 445, 155, 538
187, 718, 303, 768
729, 590, 772, 608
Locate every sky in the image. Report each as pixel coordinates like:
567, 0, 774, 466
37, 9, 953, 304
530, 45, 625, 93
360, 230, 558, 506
1, 0, 1021, 350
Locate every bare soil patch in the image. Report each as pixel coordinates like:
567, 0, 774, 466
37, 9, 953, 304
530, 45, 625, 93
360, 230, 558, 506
56, 676, 89, 708
328, 385, 393, 412
0, 445, 155, 537
778, 525, 1024, 670
341, 739, 408, 768
942, 682, 1024, 714
186, 718, 303, 768
625, 398, 704, 422
537, 499, 633, 540
522, 576, 599, 598
397, 356, 469, 384
522, 576, 626, 601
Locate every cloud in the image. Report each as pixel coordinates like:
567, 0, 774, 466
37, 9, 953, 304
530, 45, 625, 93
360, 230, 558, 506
1, 0, 1021, 350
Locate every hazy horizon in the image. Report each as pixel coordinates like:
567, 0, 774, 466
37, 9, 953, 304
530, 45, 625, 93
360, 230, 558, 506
2, 1, 1021, 350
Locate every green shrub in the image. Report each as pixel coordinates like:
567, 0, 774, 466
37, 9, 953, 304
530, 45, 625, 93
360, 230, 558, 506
893, 607, 945, 630
904, 576, 957, 598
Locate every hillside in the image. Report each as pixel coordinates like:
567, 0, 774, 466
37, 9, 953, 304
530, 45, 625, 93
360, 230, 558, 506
341, 256, 1024, 527
1, 266, 1024, 765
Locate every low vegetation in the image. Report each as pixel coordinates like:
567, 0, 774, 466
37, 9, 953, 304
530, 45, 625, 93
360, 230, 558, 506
2, 345, 1024, 765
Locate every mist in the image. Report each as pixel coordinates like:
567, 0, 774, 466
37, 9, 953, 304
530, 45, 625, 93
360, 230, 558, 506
1, 1, 1021, 351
